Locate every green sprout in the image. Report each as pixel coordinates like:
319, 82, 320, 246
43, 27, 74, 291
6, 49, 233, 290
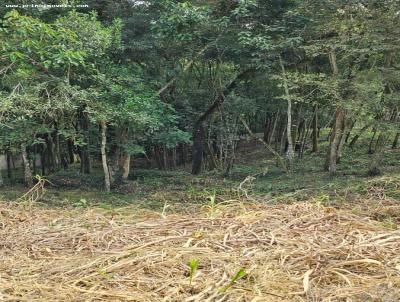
188, 259, 199, 286
219, 268, 247, 293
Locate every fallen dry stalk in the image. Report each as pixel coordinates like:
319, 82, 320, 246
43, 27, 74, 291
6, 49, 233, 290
0, 195, 399, 301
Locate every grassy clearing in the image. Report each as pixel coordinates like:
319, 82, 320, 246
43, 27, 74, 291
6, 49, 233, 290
0, 141, 399, 301
1, 137, 399, 209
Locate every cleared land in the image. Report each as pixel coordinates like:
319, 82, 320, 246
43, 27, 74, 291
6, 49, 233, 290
1, 144, 399, 301
1, 175, 400, 302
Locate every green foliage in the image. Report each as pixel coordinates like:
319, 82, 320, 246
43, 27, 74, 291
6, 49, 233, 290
153, 2, 209, 42
153, 129, 191, 149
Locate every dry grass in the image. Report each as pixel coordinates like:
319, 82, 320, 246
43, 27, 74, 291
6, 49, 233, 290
1, 184, 400, 301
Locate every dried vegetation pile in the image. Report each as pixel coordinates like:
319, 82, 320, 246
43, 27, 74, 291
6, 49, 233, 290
0, 177, 399, 302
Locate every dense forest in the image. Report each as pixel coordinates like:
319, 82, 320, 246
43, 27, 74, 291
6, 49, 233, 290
0, 1, 399, 301
0, 0, 398, 190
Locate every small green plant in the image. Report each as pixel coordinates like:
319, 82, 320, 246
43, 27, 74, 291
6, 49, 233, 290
202, 190, 218, 217
73, 198, 88, 208
315, 193, 329, 206
219, 268, 247, 293
186, 184, 205, 200
188, 259, 199, 286
99, 202, 113, 210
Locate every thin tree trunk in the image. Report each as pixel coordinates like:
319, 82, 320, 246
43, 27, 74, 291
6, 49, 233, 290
368, 128, 377, 154
280, 125, 287, 154
21, 143, 33, 187
54, 131, 61, 167
6, 152, 12, 180
263, 114, 271, 143
79, 111, 91, 174
47, 134, 56, 172
192, 123, 205, 175
279, 56, 294, 173
326, 50, 345, 174
336, 118, 349, 163
327, 108, 345, 173
171, 147, 176, 169
312, 105, 319, 153
269, 111, 280, 144
299, 117, 313, 159
392, 132, 399, 149
67, 139, 75, 163
0, 163, 3, 186
163, 145, 168, 170
32, 147, 37, 175
349, 124, 369, 149
368, 133, 386, 176
206, 142, 218, 170
100, 121, 111, 192
40, 149, 46, 175
345, 120, 356, 143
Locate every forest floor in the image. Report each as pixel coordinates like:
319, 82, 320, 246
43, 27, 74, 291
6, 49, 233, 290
0, 142, 400, 301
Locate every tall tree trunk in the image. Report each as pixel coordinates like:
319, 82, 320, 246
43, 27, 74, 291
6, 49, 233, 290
21, 143, 33, 187
336, 118, 349, 163
392, 132, 399, 149
67, 139, 75, 164
119, 154, 130, 180
163, 145, 168, 170
45, 134, 55, 173
108, 126, 122, 183
326, 50, 345, 174
269, 111, 280, 144
279, 56, 294, 172
54, 130, 61, 167
192, 123, 205, 175
100, 121, 111, 192
312, 105, 319, 153
349, 124, 369, 149
280, 123, 287, 154
32, 146, 37, 175
60, 151, 69, 170
172, 147, 177, 169
368, 128, 377, 154
368, 133, 386, 176
6, 152, 13, 180
40, 149, 46, 175
0, 164, 3, 187
263, 114, 271, 143
79, 111, 91, 174
299, 117, 313, 159
327, 108, 345, 173
118, 127, 131, 180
